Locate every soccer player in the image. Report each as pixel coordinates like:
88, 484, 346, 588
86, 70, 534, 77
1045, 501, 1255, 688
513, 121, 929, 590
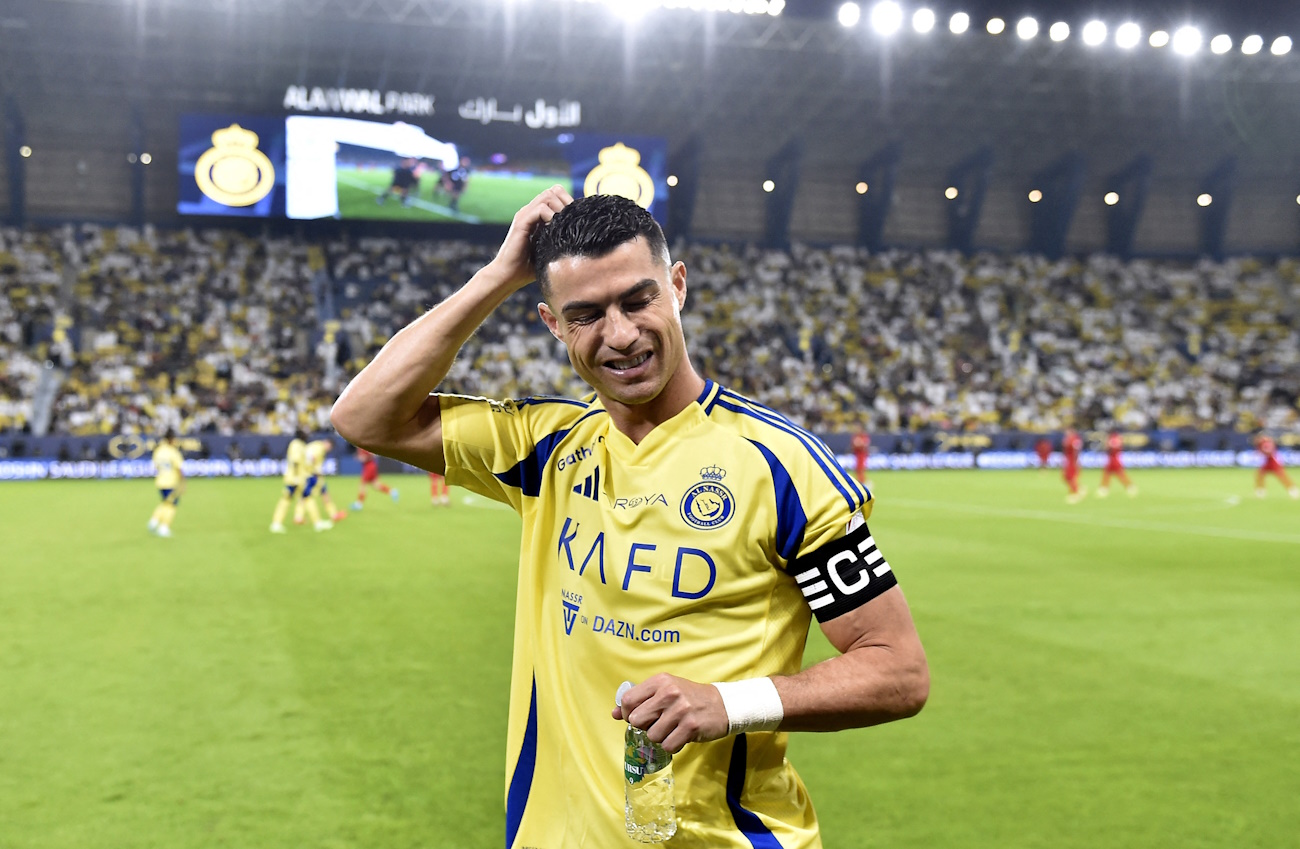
270, 430, 313, 533
351, 447, 398, 510
378, 157, 422, 206
147, 430, 185, 538
851, 429, 872, 488
296, 437, 347, 526
332, 189, 929, 848
428, 471, 450, 506
1062, 428, 1086, 504
1035, 437, 1052, 470
1097, 430, 1137, 497
439, 155, 472, 212
1254, 434, 1299, 498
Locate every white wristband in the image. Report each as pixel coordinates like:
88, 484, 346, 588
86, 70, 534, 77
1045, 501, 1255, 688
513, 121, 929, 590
712, 677, 785, 735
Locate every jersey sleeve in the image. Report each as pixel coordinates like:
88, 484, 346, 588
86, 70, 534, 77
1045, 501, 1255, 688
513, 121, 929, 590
439, 394, 575, 515
772, 436, 897, 624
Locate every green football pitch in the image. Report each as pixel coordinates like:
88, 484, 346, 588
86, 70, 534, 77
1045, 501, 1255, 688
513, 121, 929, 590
335, 167, 570, 223
2, 468, 1297, 848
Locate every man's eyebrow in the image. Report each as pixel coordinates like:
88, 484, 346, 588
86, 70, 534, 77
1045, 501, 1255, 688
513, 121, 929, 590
560, 278, 659, 313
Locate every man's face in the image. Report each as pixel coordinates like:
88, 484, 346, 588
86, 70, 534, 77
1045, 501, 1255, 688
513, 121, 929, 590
538, 238, 688, 408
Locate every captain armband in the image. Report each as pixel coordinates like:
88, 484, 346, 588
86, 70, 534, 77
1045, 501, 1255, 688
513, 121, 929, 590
790, 517, 898, 623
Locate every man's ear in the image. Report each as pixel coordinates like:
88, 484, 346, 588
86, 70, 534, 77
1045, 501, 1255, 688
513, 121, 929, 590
538, 302, 563, 341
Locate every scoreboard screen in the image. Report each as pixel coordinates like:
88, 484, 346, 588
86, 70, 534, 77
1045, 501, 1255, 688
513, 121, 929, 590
179, 114, 669, 224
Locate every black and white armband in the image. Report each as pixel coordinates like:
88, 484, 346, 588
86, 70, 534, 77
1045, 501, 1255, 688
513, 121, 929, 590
791, 516, 897, 622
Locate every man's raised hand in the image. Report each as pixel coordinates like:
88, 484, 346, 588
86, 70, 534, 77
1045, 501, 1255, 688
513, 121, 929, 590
485, 185, 574, 291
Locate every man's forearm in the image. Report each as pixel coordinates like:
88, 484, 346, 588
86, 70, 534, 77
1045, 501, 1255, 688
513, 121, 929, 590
330, 266, 517, 457
772, 642, 929, 732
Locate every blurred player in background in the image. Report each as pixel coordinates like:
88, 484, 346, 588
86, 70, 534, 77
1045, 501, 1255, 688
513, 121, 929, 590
296, 437, 347, 526
1062, 428, 1085, 504
1254, 434, 1299, 498
1035, 437, 1052, 470
429, 471, 450, 506
378, 157, 423, 206
147, 430, 185, 538
351, 447, 398, 511
851, 429, 872, 488
1097, 430, 1137, 497
440, 155, 472, 212
270, 430, 311, 533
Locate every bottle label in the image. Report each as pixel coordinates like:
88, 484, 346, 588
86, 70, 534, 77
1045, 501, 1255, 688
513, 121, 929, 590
625, 742, 665, 783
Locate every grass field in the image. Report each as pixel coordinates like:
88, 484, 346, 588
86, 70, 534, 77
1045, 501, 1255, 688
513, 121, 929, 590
335, 168, 570, 223
2, 468, 1298, 848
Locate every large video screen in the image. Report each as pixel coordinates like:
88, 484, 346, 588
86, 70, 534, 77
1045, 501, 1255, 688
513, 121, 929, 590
180, 114, 669, 223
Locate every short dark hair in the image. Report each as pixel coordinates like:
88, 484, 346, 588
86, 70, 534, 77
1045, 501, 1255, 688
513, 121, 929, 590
529, 194, 669, 299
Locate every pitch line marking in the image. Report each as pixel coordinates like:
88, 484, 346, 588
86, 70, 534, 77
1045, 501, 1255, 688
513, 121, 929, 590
886, 498, 1300, 545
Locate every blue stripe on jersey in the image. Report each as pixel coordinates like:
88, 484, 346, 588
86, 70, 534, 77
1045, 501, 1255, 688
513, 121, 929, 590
746, 439, 807, 561
696, 379, 716, 406
721, 389, 869, 506
726, 734, 785, 849
505, 676, 539, 848
494, 429, 571, 497
515, 396, 590, 409
712, 397, 863, 514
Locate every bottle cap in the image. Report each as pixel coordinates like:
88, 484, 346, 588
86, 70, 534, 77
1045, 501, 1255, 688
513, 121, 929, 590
615, 680, 634, 709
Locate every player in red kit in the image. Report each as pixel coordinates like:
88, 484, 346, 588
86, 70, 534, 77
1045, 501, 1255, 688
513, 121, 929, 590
1062, 428, 1085, 503
351, 447, 399, 510
1035, 437, 1052, 470
851, 430, 872, 488
429, 472, 450, 506
1254, 435, 1299, 499
1097, 431, 1137, 497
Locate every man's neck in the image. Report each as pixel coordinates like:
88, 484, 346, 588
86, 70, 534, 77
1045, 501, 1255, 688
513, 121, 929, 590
600, 366, 707, 446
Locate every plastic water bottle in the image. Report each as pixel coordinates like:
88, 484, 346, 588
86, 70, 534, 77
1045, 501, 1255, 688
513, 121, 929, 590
616, 681, 677, 843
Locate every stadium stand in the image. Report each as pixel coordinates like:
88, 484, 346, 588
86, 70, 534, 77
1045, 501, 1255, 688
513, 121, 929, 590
2, 225, 1296, 439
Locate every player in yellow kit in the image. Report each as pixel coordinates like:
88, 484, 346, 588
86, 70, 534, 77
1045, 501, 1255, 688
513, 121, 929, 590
147, 430, 185, 538
332, 191, 929, 848
295, 437, 347, 526
270, 430, 326, 533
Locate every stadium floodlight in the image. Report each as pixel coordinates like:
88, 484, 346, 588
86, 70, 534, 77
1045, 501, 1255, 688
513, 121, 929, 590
1210, 34, 1232, 54
837, 2, 861, 27
1115, 22, 1141, 49
912, 8, 935, 33
950, 11, 970, 34
870, 1, 903, 36
1104, 191, 1119, 205
1049, 22, 1069, 42
945, 186, 959, 199
1242, 35, 1263, 54
666, 175, 679, 187
767, 0, 785, 14
1197, 193, 1213, 206
1149, 30, 1170, 47
1028, 189, 1043, 203
1272, 35, 1293, 56
1172, 26, 1202, 56
19, 145, 31, 158
128, 153, 138, 164
1016, 17, 1038, 40
763, 179, 776, 192
986, 17, 1005, 35
856, 182, 869, 194
140, 152, 153, 165
1082, 20, 1107, 47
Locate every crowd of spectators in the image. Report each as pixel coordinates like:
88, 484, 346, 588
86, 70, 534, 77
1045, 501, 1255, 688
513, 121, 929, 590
1, 223, 1297, 439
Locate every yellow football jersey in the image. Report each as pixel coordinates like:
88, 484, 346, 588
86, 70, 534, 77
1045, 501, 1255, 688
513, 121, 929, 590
283, 438, 308, 486
305, 440, 331, 475
440, 381, 894, 849
152, 443, 184, 490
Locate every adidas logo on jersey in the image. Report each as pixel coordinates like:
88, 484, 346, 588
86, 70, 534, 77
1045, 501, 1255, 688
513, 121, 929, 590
572, 467, 601, 501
